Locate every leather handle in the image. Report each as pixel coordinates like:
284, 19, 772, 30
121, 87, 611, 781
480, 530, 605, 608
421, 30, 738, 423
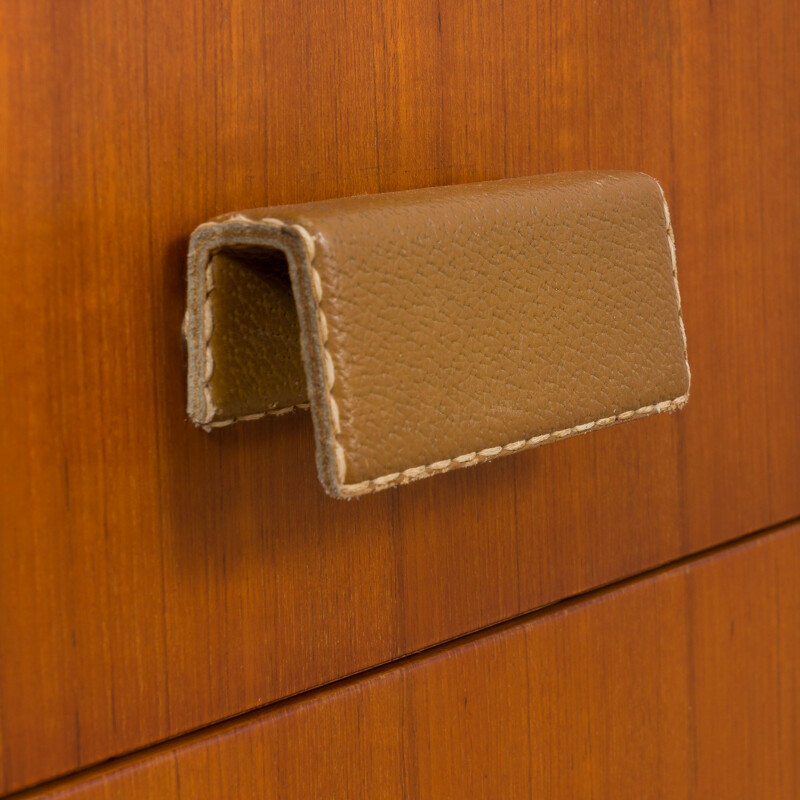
184, 172, 690, 498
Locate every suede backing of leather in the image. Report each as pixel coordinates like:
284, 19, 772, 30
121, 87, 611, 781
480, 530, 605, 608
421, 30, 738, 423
207, 250, 306, 417
184, 172, 690, 498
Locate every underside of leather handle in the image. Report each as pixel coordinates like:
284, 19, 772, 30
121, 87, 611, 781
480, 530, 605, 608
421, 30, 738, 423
184, 172, 690, 498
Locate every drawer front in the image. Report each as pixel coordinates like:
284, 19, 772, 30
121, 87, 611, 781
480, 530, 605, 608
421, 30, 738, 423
26, 523, 800, 799
1, 0, 798, 793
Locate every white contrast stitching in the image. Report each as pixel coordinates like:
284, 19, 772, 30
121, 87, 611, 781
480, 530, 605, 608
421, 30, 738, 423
200, 213, 313, 428
200, 215, 347, 484
201, 404, 311, 432
659, 183, 692, 390
338, 394, 689, 497
336, 188, 690, 497
199, 189, 690, 498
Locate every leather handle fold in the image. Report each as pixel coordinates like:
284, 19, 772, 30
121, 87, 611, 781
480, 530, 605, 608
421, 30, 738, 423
184, 172, 690, 498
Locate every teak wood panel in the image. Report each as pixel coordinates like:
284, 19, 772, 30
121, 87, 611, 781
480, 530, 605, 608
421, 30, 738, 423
1, 0, 798, 793
20, 523, 800, 800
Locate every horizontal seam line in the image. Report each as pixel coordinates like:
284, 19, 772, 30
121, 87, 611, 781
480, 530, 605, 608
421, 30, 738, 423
8, 513, 799, 799
340, 394, 689, 495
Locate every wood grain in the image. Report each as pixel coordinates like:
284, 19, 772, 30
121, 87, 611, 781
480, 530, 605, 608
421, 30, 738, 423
18, 522, 800, 800
1, 0, 798, 792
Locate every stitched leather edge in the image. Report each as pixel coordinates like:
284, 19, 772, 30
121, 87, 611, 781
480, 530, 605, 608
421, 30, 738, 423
336, 181, 691, 497
186, 181, 690, 499
203, 404, 311, 429
658, 180, 692, 393
201, 262, 310, 428
184, 219, 311, 428
340, 396, 689, 496
185, 215, 345, 495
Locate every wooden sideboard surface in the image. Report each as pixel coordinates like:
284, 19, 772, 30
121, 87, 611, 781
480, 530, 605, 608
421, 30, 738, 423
1, 0, 797, 795
20, 522, 800, 799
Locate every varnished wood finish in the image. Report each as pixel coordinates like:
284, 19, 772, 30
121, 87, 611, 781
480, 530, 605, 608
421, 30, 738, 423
19, 523, 800, 799
1, 0, 798, 793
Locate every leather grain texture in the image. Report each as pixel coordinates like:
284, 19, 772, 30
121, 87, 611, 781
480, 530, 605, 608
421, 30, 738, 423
185, 171, 690, 497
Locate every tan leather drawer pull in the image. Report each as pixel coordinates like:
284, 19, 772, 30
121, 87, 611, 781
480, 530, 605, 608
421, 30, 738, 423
184, 172, 690, 498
